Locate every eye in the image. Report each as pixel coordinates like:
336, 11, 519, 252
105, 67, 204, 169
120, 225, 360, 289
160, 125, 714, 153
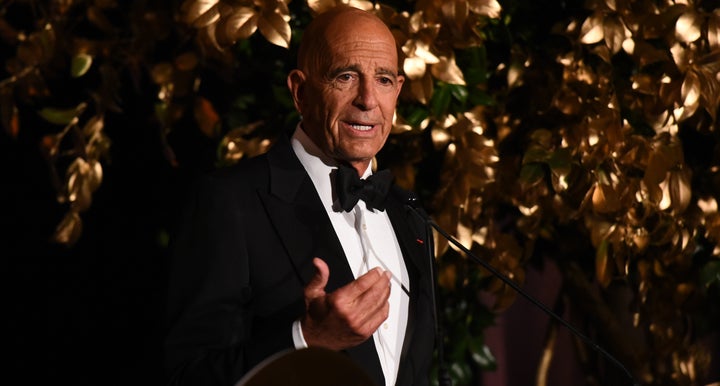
336, 73, 355, 82
378, 76, 394, 86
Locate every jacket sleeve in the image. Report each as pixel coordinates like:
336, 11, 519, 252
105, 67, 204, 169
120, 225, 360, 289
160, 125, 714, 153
163, 173, 293, 386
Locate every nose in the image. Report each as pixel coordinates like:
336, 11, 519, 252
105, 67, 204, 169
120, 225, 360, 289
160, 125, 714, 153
352, 77, 379, 110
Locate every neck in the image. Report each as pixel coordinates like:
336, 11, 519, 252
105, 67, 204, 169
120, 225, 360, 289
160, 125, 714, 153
343, 160, 371, 177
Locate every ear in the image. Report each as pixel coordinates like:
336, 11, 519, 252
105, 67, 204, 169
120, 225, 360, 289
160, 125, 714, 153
287, 69, 307, 114
395, 74, 405, 100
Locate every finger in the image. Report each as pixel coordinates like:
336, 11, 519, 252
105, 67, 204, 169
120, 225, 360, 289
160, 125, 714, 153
349, 284, 392, 336
338, 272, 391, 329
305, 257, 330, 299
355, 272, 391, 317
341, 267, 389, 298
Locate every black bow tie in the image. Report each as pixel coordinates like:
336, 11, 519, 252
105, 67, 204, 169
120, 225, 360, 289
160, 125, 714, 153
335, 164, 393, 212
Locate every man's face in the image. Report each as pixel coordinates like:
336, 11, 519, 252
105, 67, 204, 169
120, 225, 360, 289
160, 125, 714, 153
289, 15, 404, 173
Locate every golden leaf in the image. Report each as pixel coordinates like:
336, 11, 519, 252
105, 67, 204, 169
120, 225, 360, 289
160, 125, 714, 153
492, 282, 519, 312
603, 15, 626, 54
681, 70, 701, 108
431, 127, 451, 149
1, 89, 19, 138
17, 30, 48, 66
175, 52, 199, 71
468, 0, 502, 19
257, 10, 291, 48
40, 133, 63, 158
87, 5, 115, 33
228, 8, 259, 42
83, 114, 104, 137
403, 56, 427, 80
670, 42, 690, 72
629, 39, 669, 68
85, 127, 110, 160
181, 0, 220, 27
306, 0, 333, 14
391, 113, 413, 134
194, 97, 221, 138
438, 263, 457, 291
52, 210, 83, 245
307, 0, 373, 14
631, 227, 650, 254
218, 121, 268, 163
408, 72, 434, 104
596, 239, 613, 288
69, 157, 102, 204
631, 73, 658, 95
453, 220, 474, 253
603, 0, 617, 12
667, 168, 692, 214
404, 39, 440, 64
431, 55, 466, 85
644, 144, 671, 186
709, 11, 720, 49
675, 9, 701, 44
150, 62, 174, 85
580, 13, 605, 45
592, 182, 621, 213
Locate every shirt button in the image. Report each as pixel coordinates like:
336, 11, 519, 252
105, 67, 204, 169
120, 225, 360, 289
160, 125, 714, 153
383, 323, 388, 330
362, 223, 367, 231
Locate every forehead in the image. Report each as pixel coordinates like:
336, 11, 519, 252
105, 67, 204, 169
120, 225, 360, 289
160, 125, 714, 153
319, 17, 399, 72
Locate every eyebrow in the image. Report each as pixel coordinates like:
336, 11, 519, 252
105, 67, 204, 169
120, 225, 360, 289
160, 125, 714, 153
328, 65, 399, 79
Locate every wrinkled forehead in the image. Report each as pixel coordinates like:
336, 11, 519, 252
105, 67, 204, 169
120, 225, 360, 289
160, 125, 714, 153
321, 29, 398, 71
299, 10, 399, 75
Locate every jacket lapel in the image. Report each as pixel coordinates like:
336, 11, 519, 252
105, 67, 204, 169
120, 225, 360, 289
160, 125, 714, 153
385, 192, 434, 385
256, 136, 385, 384
258, 136, 354, 290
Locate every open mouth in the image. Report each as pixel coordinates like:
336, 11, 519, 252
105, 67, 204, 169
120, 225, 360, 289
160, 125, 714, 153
349, 123, 374, 131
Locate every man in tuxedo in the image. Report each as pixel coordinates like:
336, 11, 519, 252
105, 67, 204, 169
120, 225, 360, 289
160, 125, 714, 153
165, 6, 435, 386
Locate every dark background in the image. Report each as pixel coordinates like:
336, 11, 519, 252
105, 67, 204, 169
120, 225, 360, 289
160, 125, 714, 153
2, 87, 220, 385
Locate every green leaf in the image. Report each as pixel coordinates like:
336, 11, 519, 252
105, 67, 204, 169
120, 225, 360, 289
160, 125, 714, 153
449, 84, 468, 104
154, 102, 168, 125
405, 106, 430, 128
547, 147, 573, 175
700, 260, 720, 288
522, 147, 550, 164
71, 53, 93, 78
449, 361, 472, 385
38, 107, 78, 125
519, 163, 546, 190
468, 89, 495, 106
470, 341, 496, 370
431, 83, 452, 117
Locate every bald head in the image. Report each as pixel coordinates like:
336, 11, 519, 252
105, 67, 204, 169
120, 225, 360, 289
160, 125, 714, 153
287, 5, 404, 175
297, 7, 399, 74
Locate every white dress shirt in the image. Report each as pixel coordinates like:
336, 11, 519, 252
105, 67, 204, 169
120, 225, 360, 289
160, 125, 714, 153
289, 125, 410, 386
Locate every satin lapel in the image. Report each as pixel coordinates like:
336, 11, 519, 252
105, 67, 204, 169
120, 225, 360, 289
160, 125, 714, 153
385, 194, 430, 287
258, 137, 385, 384
258, 138, 353, 291
385, 193, 432, 378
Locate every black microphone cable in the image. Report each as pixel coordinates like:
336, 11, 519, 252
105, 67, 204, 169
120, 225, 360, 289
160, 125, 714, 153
401, 191, 640, 386
419, 200, 452, 386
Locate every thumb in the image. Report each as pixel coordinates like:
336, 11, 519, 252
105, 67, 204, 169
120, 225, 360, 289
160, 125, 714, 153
305, 257, 329, 299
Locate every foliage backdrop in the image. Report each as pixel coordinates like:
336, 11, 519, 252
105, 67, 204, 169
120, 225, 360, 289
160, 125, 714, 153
2, 0, 720, 385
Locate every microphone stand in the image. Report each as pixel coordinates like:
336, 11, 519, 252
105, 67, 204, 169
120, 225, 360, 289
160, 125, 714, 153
404, 197, 640, 386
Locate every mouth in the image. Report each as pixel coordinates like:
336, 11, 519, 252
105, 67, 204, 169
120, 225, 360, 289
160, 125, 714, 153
349, 123, 374, 131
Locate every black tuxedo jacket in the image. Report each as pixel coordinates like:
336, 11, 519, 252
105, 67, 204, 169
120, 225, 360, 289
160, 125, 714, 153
165, 134, 435, 386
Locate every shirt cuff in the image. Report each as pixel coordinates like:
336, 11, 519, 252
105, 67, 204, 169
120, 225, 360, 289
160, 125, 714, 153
292, 319, 308, 349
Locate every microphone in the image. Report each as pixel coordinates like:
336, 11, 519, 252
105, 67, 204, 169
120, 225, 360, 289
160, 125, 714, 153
395, 188, 640, 386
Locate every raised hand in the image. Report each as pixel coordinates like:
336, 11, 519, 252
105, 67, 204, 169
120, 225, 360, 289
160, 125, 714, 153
301, 257, 392, 350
